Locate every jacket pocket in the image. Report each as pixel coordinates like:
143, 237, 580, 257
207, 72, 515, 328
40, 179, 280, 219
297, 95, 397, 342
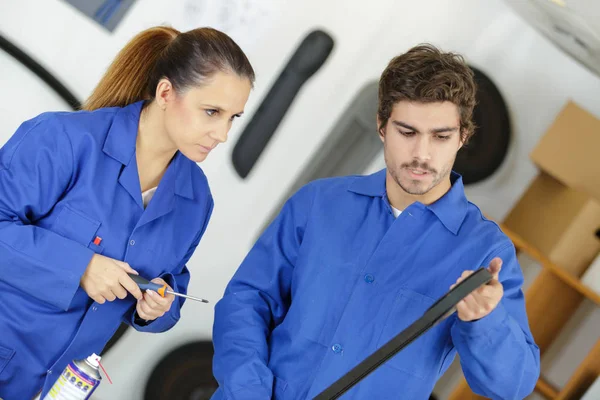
375, 288, 449, 379
53, 205, 104, 254
0, 344, 15, 377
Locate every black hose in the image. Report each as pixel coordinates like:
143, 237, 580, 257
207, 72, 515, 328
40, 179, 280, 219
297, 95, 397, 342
0, 32, 80, 110
231, 29, 335, 179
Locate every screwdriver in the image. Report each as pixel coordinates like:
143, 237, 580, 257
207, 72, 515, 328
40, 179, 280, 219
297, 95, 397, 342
128, 273, 209, 303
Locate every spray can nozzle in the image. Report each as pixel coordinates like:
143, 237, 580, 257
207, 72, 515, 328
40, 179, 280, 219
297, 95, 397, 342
86, 353, 101, 368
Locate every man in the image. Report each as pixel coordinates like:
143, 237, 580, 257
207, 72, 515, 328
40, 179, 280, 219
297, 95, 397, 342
210, 44, 540, 400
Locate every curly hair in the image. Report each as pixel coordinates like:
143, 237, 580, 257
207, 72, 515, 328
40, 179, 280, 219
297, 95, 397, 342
377, 44, 477, 143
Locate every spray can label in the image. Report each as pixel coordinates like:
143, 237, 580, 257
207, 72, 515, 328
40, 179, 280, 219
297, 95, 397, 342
45, 360, 100, 400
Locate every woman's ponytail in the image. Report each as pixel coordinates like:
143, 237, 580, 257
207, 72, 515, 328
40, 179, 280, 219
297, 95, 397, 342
82, 25, 254, 111
82, 26, 179, 110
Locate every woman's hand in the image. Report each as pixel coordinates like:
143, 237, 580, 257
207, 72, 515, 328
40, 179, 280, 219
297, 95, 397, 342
135, 278, 175, 321
80, 254, 144, 303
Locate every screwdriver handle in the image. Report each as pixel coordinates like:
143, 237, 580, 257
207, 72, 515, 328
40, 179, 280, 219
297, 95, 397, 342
128, 273, 209, 303
128, 273, 168, 297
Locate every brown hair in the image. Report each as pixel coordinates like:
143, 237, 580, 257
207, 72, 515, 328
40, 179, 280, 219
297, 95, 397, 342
82, 26, 255, 110
377, 43, 477, 143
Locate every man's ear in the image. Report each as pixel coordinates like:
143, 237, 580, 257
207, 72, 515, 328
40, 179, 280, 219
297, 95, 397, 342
458, 129, 467, 150
377, 117, 385, 142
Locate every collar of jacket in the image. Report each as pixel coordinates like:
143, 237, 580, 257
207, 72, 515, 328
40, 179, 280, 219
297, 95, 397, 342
347, 168, 468, 235
101, 100, 194, 200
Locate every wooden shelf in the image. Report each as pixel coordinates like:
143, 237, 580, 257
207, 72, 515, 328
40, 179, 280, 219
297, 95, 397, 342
523, 269, 584, 353
556, 338, 600, 400
500, 224, 600, 306
536, 376, 560, 399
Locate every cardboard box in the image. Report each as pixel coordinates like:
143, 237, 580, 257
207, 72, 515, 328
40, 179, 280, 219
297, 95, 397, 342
503, 101, 600, 276
530, 101, 600, 203
504, 172, 600, 276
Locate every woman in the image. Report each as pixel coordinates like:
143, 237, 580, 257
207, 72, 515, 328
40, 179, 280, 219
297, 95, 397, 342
0, 25, 254, 399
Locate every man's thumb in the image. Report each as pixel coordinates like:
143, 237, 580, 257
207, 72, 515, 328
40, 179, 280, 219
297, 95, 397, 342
488, 257, 502, 280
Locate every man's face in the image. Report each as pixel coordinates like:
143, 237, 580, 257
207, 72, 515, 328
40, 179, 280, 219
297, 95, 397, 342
379, 101, 463, 196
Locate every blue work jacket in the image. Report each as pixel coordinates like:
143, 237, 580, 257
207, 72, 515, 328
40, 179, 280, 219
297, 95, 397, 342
211, 171, 540, 400
0, 101, 213, 399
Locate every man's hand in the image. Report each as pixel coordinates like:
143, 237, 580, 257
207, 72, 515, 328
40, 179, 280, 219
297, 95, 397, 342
80, 254, 144, 303
135, 278, 175, 321
450, 257, 504, 322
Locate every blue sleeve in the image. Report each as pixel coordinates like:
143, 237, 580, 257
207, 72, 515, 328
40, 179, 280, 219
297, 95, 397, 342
451, 243, 541, 399
0, 116, 95, 311
211, 184, 314, 399
127, 195, 213, 333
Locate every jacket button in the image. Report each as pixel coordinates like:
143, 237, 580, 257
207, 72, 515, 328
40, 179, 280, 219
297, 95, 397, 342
364, 274, 374, 283
331, 343, 342, 354
130, 239, 136, 246
92, 306, 98, 311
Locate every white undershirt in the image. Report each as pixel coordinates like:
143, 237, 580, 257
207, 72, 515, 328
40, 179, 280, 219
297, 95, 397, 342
142, 187, 157, 208
392, 206, 402, 218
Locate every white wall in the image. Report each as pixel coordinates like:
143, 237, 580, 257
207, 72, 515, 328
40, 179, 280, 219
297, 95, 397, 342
1, 0, 599, 399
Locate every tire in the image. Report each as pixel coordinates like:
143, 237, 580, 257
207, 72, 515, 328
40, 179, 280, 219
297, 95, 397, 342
144, 341, 218, 400
453, 66, 511, 185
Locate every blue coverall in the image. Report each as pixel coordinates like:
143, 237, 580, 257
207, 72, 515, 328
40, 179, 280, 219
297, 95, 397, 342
211, 171, 540, 400
0, 101, 213, 399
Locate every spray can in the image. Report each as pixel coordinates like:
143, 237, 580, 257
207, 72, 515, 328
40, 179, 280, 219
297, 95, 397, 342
43, 354, 102, 400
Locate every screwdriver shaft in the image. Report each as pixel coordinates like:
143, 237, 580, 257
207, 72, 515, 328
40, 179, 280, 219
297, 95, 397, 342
166, 289, 209, 303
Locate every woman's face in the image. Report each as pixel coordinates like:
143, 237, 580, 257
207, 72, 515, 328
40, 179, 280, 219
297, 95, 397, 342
163, 71, 252, 162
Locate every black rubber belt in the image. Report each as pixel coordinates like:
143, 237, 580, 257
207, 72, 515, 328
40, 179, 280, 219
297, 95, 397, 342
313, 267, 493, 400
